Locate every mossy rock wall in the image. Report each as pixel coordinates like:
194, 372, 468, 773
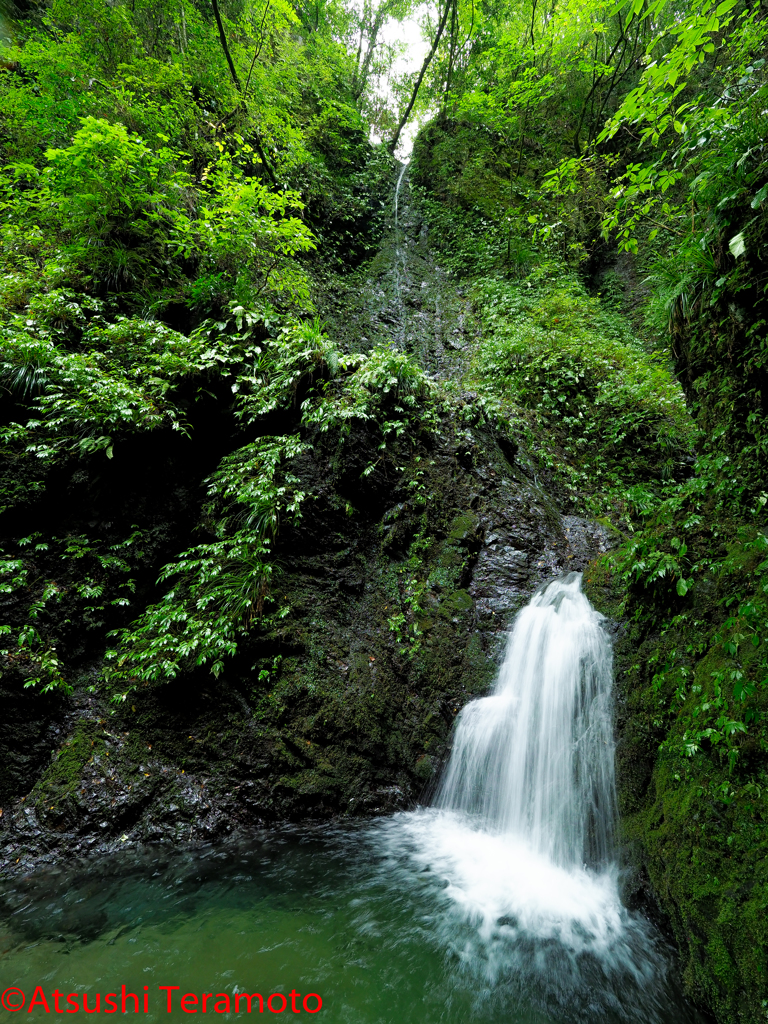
0, 405, 611, 869
586, 559, 768, 1024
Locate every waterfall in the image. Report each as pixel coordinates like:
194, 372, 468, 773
435, 571, 616, 868
394, 160, 408, 230
375, 573, 694, 1023
393, 161, 409, 326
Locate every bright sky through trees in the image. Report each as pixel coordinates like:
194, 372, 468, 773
375, 6, 429, 156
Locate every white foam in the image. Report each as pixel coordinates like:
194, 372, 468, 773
398, 809, 621, 949
377, 807, 671, 1016
371, 575, 680, 1019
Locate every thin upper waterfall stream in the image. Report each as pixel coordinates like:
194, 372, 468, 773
1, 575, 705, 1023
394, 159, 408, 229
392, 160, 410, 344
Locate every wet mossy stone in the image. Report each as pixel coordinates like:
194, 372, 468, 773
439, 590, 474, 618
447, 512, 481, 544
414, 754, 434, 781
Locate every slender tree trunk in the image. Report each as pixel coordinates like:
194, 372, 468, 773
210, 0, 277, 184
389, 0, 452, 153
442, 0, 458, 114
572, 18, 628, 155
516, 104, 528, 177
244, 0, 272, 97
354, 8, 386, 102
211, 0, 241, 90
352, 23, 365, 96
252, 134, 276, 184
591, 17, 639, 141
529, 0, 538, 46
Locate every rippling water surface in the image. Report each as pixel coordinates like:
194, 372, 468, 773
1, 818, 703, 1024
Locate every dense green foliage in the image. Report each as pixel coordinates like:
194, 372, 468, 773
468, 272, 696, 519
2, 0, 768, 1019
106, 330, 441, 698
0, 0, 417, 696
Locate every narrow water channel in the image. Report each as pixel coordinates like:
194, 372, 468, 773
1, 576, 704, 1023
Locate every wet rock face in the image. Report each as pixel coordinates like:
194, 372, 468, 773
470, 497, 615, 621
0, 418, 613, 875
316, 163, 473, 384
0, 682, 63, 810
0, 166, 615, 875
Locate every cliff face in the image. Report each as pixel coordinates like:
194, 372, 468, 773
405, 119, 768, 1024
580, 168, 768, 1024
0, 421, 610, 867
0, 166, 611, 871
585, 559, 768, 1024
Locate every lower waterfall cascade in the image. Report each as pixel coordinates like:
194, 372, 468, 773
435, 571, 616, 867
375, 572, 704, 1023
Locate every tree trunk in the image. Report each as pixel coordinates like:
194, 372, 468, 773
211, 0, 241, 90
210, 0, 277, 184
354, 7, 386, 102
442, 0, 458, 113
389, 0, 452, 153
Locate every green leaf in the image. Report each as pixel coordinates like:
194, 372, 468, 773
728, 233, 746, 258
676, 578, 689, 597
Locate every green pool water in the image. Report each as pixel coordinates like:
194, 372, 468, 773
1, 814, 704, 1024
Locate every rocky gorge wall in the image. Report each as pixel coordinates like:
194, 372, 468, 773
0, 166, 612, 873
